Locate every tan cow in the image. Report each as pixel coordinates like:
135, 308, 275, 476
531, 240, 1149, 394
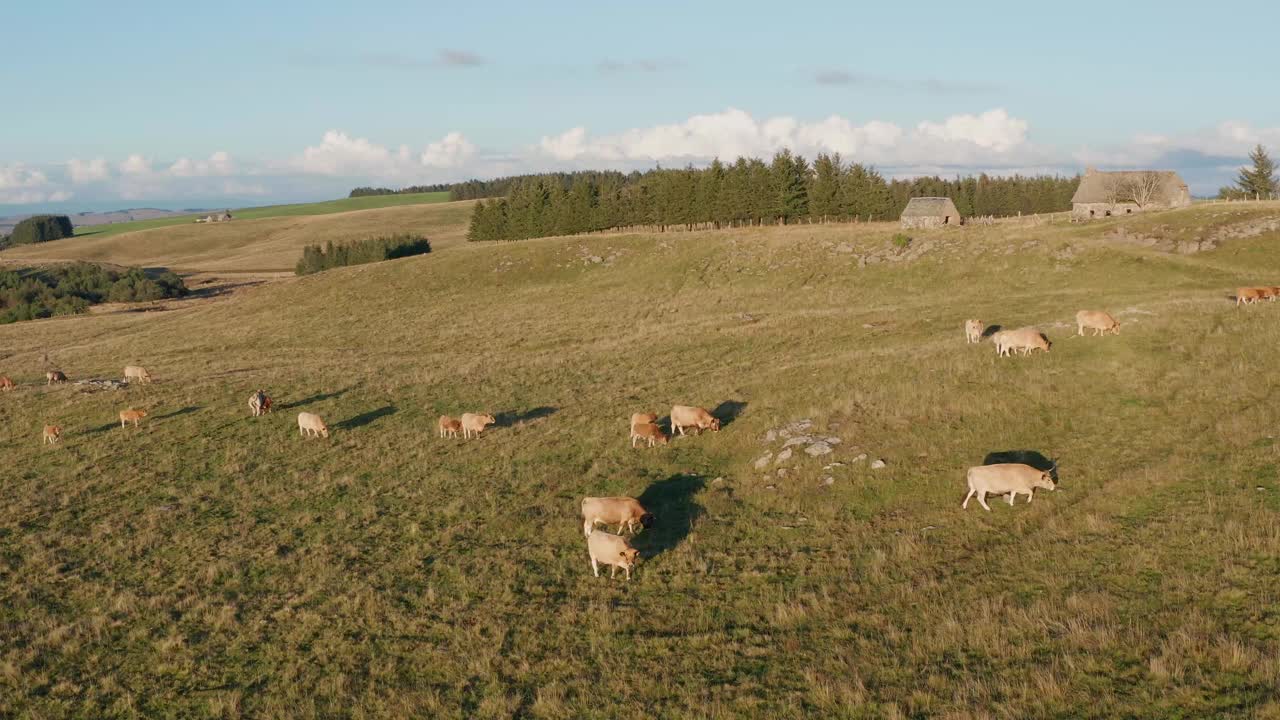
964, 319, 983, 344
46, 370, 67, 385
123, 366, 153, 384
0, 376, 14, 391
630, 422, 668, 448
43, 425, 62, 445
119, 409, 148, 428
248, 390, 272, 417
962, 463, 1056, 511
1076, 310, 1120, 337
438, 415, 462, 438
586, 529, 642, 580
630, 412, 658, 428
582, 496, 656, 536
1005, 327, 1051, 356
460, 412, 496, 439
297, 411, 329, 438
1258, 287, 1277, 301
670, 405, 720, 436
992, 330, 1013, 357
1237, 287, 1263, 306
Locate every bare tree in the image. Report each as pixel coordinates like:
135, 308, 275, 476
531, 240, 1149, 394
1118, 171, 1165, 208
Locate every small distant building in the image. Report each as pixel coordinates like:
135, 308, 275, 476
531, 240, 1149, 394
900, 197, 962, 229
1071, 168, 1191, 220
195, 210, 233, 224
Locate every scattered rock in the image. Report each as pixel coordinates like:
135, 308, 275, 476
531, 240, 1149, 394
804, 442, 833, 457
763, 429, 777, 443
753, 453, 773, 470
853, 453, 868, 463
922, 525, 937, 531
588, 255, 603, 264
776, 468, 789, 478
711, 477, 725, 486
820, 476, 835, 486
765, 485, 776, 490
825, 437, 842, 445
783, 435, 813, 448
75, 378, 128, 391
835, 242, 855, 254
775, 448, 793, 464
870, 459, 887, 470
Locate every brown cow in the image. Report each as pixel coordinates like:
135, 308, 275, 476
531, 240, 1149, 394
630, 422, 669, 448
119, 409, 148, 428
438, 415, 462, 438
46, 370, 67, 385
0, 376, 14, 392
42, 425, 62, 445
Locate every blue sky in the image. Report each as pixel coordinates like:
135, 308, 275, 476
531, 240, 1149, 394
3, 0, 1277, 211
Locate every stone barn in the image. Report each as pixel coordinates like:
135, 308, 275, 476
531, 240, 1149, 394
900, 197, 963, 229
1071, 168, 1191, 220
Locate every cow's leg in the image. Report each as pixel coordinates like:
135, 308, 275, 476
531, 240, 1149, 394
591, 558, 599, 577
962, 488, 975, 509
1008, 491, 1016, 506
978, 492, 991, 511
1027, 490, 1034, 503
610, 565, 616, 579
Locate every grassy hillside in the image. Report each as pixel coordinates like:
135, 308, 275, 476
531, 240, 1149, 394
2, 199, 474, 273
69, 192, 452, 239
2, 203, 1280, 717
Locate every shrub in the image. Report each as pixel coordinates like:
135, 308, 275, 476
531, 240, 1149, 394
891, 233, 912, 250
0, 263, 188, 324
8, 215, 74, 245
295, 235, 432, 276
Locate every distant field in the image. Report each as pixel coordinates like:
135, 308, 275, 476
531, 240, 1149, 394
5, 199, 475, 272
71, 192, 452, 239
2, 202, 1280, 717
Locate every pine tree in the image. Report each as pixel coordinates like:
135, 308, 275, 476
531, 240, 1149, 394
1233, 144, 1277, 200
809, 153, 842, 222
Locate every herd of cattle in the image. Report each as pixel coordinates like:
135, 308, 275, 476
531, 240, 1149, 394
3, 292, 1246, 580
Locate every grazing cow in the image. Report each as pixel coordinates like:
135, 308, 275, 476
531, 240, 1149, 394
586, 529, 641, 580
962, 463, 1057, 511
991, 330, 1013, 357
0, 376, 14, 391
460, 412, 496, 439
1076, 310, 1120, 337
297, 412, 329, 438
438, 415, 462, 438
46, 370, 67, 385
964, 319, 983, 344
1237, 287, 1263, 306
630, 412, 658, 428
1006, 327, 1051, 356
42, 425, 62, 445
123, 366, 153, 384
630, 422, 668, 448
119, 409, 148, 428
670, 405, 720, 436
248, 390, 272, 417
582, 496, 656, 536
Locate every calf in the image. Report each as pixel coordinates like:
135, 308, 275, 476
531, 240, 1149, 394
438, 414, 462, 438
46, 370, 67, 385
1237, 287, 1263, 306
248, 390, 272, 417
297, 411, 329, 438
630, 422, 668, 448
964, 319, 983, 344
1075, 310, 1120, 337
586, 529, 641, 580
460, 412, 496, 439
119, 409, 148, 428
992, 330, 1013, 358
123, 366, 153, 384
42, 425, 62, 445
630, 412, 658, 428
670, 405, 720, 436
582, 496, 656, 536
963, 463, 1056, 511
0, 376, 14, 391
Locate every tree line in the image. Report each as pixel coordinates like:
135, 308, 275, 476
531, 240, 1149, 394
0, 214, 75, 249
348, 185, 453, 198
0, 263, 187, 324
295, 235, 432, 276
466, 152, 1080, 242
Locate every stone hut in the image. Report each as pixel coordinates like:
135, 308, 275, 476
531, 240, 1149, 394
900, 197, 962, 229
1071, 168, 1191, 220
195, 210, 233, 224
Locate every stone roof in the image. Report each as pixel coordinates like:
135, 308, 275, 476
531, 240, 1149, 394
900, 196, 960, 218
1071, 169, 1188, 204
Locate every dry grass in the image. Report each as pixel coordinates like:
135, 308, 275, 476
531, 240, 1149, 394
1, 200, 476, 272
1, 203, 1279, 717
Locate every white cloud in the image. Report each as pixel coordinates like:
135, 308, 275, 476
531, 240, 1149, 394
536, 107, 1038, 168
0, 164, 71, 204
118, 154, 154, 176
169, 151, 235, 177
420, 132, 476, 168
298, 130, 413, 176
68, 157, 110, 184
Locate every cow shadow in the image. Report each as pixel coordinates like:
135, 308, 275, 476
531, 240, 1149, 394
494, 406, 558, 428
983, 449, 1059, 481
83, 422, 120, 436
155, 405, 202, 420
633, 473, 705, 558
283, 387, 352, 409
981, 324, 1003, 338
712, 400, 748, 427
335, 405, 398, 430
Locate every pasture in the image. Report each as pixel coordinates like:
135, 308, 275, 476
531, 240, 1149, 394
2, 201, 1280, 717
